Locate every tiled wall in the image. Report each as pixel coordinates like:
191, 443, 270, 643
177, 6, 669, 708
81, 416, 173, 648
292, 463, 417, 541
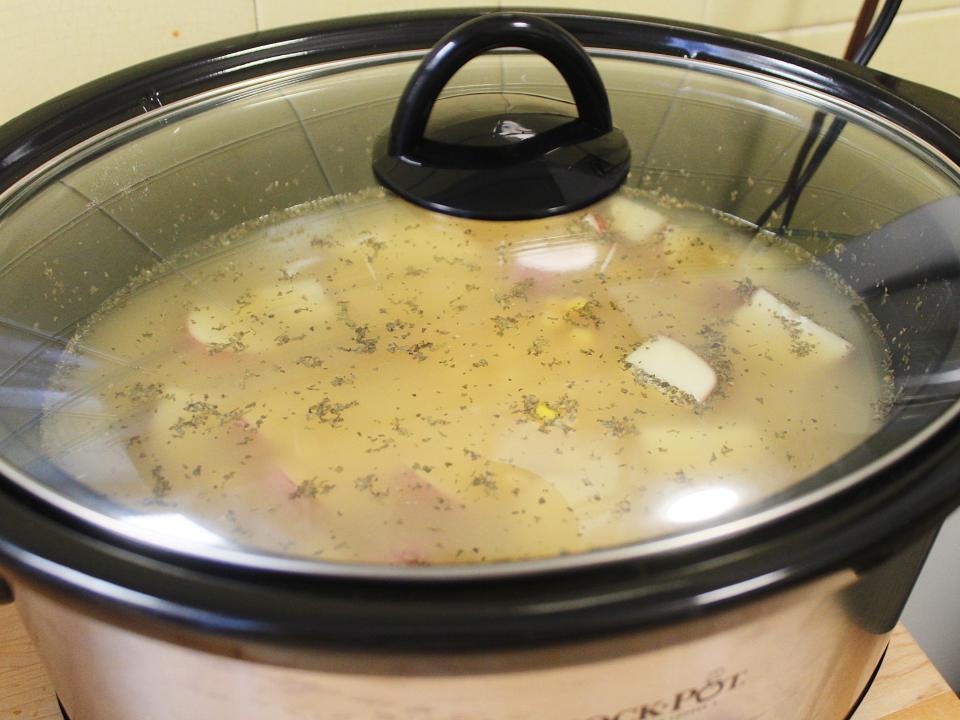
2, 1, 960, 124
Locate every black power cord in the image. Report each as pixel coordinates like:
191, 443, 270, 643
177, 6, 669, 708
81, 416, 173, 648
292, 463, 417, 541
854, 0, 903, 65
755, 0, 903, 232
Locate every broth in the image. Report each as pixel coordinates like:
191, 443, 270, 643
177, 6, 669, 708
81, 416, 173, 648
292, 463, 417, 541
42, 190, 892, 565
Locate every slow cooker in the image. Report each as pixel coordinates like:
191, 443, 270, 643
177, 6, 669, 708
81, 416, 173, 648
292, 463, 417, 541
1, 9, 959, 720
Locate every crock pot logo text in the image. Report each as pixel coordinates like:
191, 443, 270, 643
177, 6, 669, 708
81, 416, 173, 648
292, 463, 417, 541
583, 668, 747, 720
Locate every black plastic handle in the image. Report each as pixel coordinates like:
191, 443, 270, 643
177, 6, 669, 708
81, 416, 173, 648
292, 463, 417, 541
373, 12, 630, 219
388, 13, 614, 157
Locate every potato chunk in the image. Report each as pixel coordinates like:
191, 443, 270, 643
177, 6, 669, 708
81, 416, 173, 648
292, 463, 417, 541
626, 336, 718, 404
186, 279, 331, 354
735, 287, 853, 361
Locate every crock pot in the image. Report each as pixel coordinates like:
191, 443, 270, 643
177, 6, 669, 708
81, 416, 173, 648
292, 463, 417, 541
1, 9, 960, 720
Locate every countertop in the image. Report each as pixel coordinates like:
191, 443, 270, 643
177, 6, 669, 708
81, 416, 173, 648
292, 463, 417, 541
1, 603, 957, 719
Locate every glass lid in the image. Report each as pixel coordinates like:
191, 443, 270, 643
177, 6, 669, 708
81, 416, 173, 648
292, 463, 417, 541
2, 14, 960, 576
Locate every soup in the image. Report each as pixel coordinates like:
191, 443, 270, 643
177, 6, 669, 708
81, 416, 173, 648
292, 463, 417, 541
42, 189, 892, 565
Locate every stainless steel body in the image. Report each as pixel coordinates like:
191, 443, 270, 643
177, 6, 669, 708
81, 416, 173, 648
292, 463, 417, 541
10, 530, 935, 720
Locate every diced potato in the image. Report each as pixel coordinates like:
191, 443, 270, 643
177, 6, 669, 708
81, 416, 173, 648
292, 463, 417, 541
457, 461, 581, 555
339, 460, 583, 564
515, 241, 598, 274
626, 336, 718, 404
586, 195, 666, 244
661, 225, 740, 269
393, 466, 455, 507
264, 466, 297, 497
639, 423, 763, 473
734, 287, 853, 361
150, 388, 222, 453
185, 305, 251, 352
186, 279, 332, 354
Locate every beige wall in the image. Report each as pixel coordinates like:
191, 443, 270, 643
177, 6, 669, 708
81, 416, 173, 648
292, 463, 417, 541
1, 1, 959, 124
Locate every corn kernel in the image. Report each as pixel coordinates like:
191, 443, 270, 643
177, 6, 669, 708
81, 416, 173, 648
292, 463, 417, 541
535, 402, 559, 421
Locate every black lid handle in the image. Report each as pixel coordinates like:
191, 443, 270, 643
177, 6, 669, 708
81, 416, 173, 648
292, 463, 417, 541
389, 13, 614, 157
373, 12, 630, 220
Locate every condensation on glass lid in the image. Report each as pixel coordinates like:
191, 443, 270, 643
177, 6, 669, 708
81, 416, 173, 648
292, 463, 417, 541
40, 187, 893, 566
